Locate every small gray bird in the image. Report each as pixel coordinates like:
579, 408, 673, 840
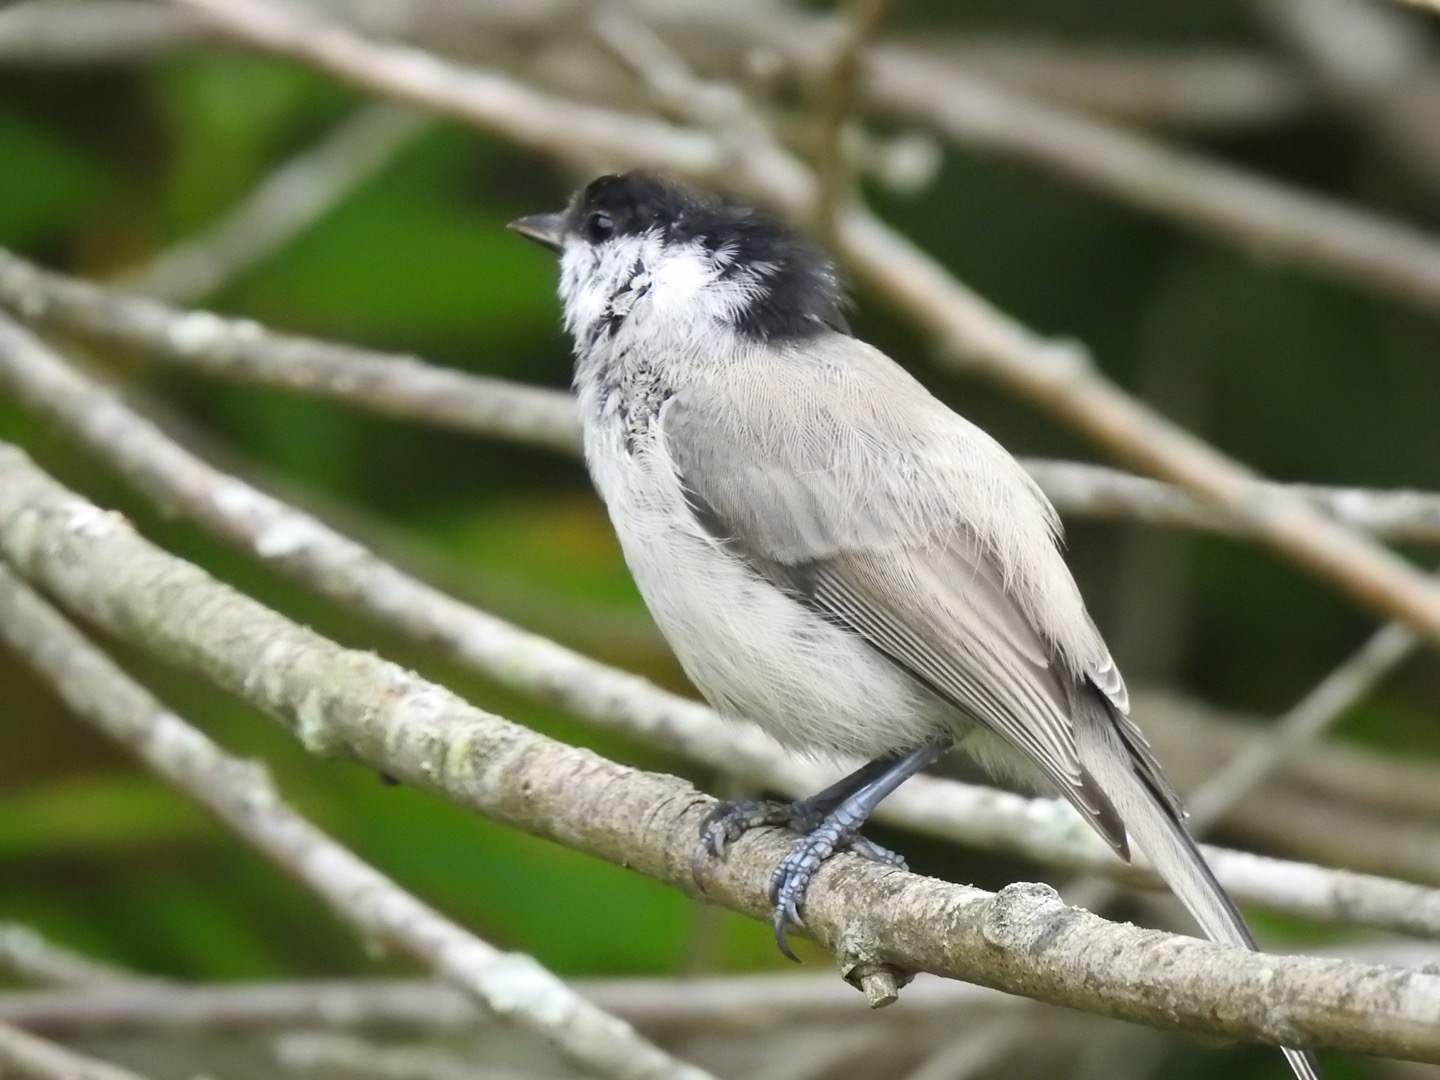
512, 173, 1318, 1080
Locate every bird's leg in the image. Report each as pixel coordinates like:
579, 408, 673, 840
766, 740, 946, 958
695, 753, 903, 870
695, 740, 948, 958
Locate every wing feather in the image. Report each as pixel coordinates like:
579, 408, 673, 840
663, 335, 1156, 851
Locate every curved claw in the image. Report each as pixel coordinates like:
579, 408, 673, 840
773, 900, 802, 961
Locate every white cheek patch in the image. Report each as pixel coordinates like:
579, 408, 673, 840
559, 233, 768, 346
643, 243, 762, 329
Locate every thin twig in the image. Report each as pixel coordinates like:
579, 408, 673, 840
272, 1033, 516, 1080
1187, 620, 1420, 829
809, 0, 905, 238
0, 249, 582, 456
0, 925, 149, 989
0, 2, 1313, 132
1254, 0, 1440, 190
117, 103, 429, 303
0, 566, 714, 1080
860, 45, 1440, 313
4, 315, 1439, 934
0, 973, 1008, 1038
0, 1020, 155, 1080
2, 447, 1440, 1059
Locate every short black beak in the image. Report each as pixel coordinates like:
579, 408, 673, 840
507, 212, 565, 253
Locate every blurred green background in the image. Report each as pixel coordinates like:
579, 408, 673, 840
2, 2, 1440, 1077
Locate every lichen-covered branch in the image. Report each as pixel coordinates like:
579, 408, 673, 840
2, 445, 1440, 1059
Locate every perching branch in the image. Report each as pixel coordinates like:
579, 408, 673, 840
3, 313, 1437, 936
2, 445, 1440, 1060
0, 562, 714, 1080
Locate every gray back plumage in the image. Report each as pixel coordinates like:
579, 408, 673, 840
662, 332, 1172, 853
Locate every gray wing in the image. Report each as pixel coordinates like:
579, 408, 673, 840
664, 336, 1178, 854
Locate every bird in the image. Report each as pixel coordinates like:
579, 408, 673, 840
510, 172, 1319, 1080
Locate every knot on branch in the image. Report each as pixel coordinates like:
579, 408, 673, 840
981, 881, 1071, 954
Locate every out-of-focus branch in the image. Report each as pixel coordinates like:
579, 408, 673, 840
0, 925, 149, 989
5, 313, 1439, 935
0, 563, 715, 1080
859, 46, 1440, 314
807, 0, 905, 235
635, 2, 1440, 313
0, 973, 1007, 1038
1255, 0, 1440, 190
272, 1033, 512, 1080
116, 104, 430, 304
0, 0, 1312, 132
909, 40, 1309, 129
2, 447, 1440, 1058
0, 0, 212, 63
1133, 687, 1440, 822
0, 1021, 155, 1080
1188, 619, 1419, 829
9, 252, 1440, 546
0, 250, 582, 455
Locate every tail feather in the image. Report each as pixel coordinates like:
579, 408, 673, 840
1070, 690, 1321, 1080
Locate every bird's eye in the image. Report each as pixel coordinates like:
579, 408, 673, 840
585, 212, 615, 243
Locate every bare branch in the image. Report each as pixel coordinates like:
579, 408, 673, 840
0, 925, 150, 989
1188, 619, 1420, 829
0, 973, 1007, 1038
3, 447, 1440, 1059
808, 0, 906, 236
861, 51, 1440, 313
1134, 687, 1440, 823
272, 1033, 517, 1080
0, 249, 582, 456
0, 568, 714, 1080
0, 1, 211, 64
0, 1021, 155, 1080
4, 313, 1439, 935
910, 40, 1308, 129
117, 104, 430, 304
0, 1, 1312, 134
1255, 0, 1440, 190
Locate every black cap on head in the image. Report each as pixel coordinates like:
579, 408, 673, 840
513, 173, 849, 341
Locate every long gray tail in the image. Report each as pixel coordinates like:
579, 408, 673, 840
1071, 696, 1321, 1080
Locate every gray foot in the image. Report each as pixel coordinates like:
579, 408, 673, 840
695, 798, 905, 959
